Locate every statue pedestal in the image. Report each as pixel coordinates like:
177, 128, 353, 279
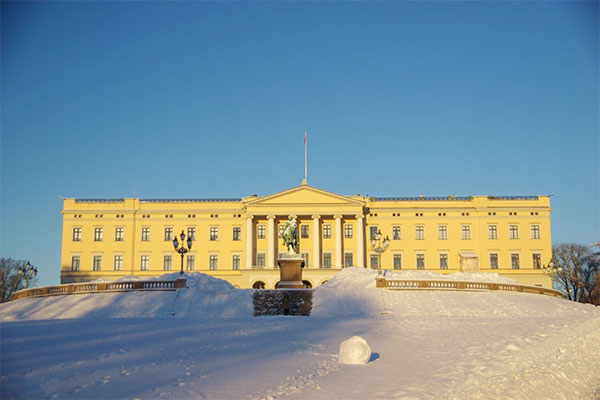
277, 255, 305, 289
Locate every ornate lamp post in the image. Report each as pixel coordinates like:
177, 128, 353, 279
18, 261, 37, 289
370, 230, 390, 270
172, 230, 193, 276
542, 259, 562, 275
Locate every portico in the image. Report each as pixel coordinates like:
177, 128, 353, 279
242, 184, 366, 270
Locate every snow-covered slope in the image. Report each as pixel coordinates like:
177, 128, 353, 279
1, 269, 599, 400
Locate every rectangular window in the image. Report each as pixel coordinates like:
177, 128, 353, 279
187, 255, 195, 271
439, 254, 448, 270
140, 255, 149, 271
301, 252, 309, 267
141, 227, 150, 241
438, 225, 447, 240
323, 253, 332, 268
278, 224, 285, 238
232, 227, 241, 241
393, 254, 402, 270
509, 225, 519, 239
113, 255, 123, 271
232, 255, 240, 270
490, 254, 498, 269
163, 255, 172, 271
532, 253, 541, 269
415, 225, 424, 240
300, 225, 309, 239
392, 226, 401, 240
370, 254, 379, 270
511, 254, 520, 269
187, 227, 196, 241
461, 225, 471, 240
72, 227, 82, 241
531, 225, 540, 239
71, 256, 80, 271
370, 226, 379, 240
209, 226, 219, 241
257, 225, 266, 239
93, 255, 102, 271
256, 253, 265, 267
164, 227, 173, 241
323, 224, 332, 239
209, 255, 218, 270
416, 254, 425, 269
94, 227, 103, 241
344, 224, 353, 239
488, 225, 498, 240
115, 227, 124, 241
344, 253, 353, 267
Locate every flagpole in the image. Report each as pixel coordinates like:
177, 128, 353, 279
304, 131, 307, 184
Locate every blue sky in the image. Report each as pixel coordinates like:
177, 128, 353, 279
1, 1, 598, 287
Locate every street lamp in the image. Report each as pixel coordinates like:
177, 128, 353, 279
542, 259, 562, 274
172, 230, 193, 275
18, 261, 37, 289
370, 230, 390, 270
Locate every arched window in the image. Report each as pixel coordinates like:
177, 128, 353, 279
252, 281, 266, 289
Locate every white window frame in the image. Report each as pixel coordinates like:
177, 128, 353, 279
323, 224, 332, 239
115, 226, 124, 242
94, 227, 103, 241
415, 225, 424, 240
72, 227, 82, 241
531, 224, 540, 239
392, 225, 401, 240
257, 224, 266, 239
438, 225, 447, 240
209, 226, 219, 241
141, 227, 150, 241
187, 254, 196, 271
488, 225, 498, 240
114, 254, 123, 271
461, 225, 471, 240
140, 255, 150, 271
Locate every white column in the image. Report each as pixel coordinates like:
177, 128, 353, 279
267, 215, 275, 268
312, 215, 320, 268
356, 214, 365, 268
335, 215, 343, 268
245, 215, 254, 269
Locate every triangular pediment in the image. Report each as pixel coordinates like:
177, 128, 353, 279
244, 185, 365, 207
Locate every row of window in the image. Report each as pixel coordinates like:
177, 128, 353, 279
74, 223, 542, 243
73, 251, 542, 272
368, 252, 541, 270
372, 224, 540, 241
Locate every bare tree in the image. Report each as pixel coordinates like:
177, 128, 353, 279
551, 243, 599, 304
0, 258, 38, 303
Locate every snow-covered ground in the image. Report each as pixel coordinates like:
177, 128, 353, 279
1, 268, 599, 399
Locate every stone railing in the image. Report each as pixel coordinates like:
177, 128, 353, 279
376, 278, 563, 298
11, 279, 187, 301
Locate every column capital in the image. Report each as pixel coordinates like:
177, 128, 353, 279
267, 214, 276, 220
355, 214, 364, 219
334, 214, 343, 220
246, 214, 254, 220
311, 214, 321, 220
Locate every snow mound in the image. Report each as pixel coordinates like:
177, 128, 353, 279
320, 267, 379, 289
339, 336, 372, 365
384, 270, 518, 284
0, 272, 248, 321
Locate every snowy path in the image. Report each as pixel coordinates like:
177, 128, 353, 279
2, 270, 599, 399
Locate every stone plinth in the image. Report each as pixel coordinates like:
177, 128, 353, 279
277, 255, 305, 289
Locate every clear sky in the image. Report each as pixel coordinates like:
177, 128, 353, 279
1, 1, 598, 287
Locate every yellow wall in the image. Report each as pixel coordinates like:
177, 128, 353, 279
60, 185, 553, 289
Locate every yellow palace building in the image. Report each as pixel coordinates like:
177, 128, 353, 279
60, 182, 553, 289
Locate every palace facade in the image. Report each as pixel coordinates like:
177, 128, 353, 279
60, 182, 553, 289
